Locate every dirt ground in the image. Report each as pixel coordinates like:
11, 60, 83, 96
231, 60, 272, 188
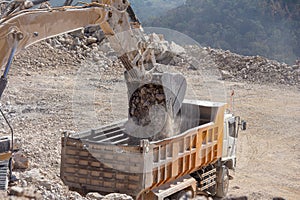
0, 43, 299, 200
226, 82, 300, 200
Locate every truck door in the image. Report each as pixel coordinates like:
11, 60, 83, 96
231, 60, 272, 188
222, 116, 238, 163
227, 117, 238, 160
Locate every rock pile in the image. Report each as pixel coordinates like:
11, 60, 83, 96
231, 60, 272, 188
208, 48, 299, 86
45, 26, 117, 64
15, 25, 299, 87
45, 30, 188, 73
129, 83, 166, 126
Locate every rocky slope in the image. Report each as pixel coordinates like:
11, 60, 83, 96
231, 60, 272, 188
15, 26, 299, 87
209, 48, 299, 86
77, 27, 299, 85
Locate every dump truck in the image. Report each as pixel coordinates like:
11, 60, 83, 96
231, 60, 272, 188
0, 1, 246, 198
61, 99, 246, 199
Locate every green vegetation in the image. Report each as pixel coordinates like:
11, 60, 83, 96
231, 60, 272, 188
145, 0, 300, 64
130, 0, 184, 22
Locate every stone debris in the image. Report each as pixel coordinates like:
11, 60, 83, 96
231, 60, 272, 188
23, 187, 43, 199
2, 25, 298, 200
208, 48, 299, 86
129, 83, 166, 126
14, 26, 297, 88
9, 186, 24, 197
86, 192, 104, 200
195, 196, 213, 200
102, 193, 133, 200
12, 151, 29, 170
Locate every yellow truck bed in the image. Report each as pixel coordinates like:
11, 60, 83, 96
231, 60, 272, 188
60, 100, 226, 199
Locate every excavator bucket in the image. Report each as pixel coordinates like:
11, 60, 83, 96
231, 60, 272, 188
124, 72, 187, 142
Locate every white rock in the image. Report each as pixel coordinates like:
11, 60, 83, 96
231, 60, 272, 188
23, 168, 43, 182
86, 192, 104, 200
10, 186, 24, 197
86, 37, 97, 45
169, 41, 186, 55
149, 33, 162, 43
102, 193, 133, 200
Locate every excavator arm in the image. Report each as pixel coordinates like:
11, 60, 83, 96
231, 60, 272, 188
0, 0, 187, 139
0, 0, 144, 97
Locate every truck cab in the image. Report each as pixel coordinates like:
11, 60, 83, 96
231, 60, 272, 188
222, 113, 246, 169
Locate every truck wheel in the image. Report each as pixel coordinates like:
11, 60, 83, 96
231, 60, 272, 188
170, 189, 193, 200
175, 190, 186, 200
216, 166, 229, 198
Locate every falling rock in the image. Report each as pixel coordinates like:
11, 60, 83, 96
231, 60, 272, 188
93, 30, 106, 42
86, 37, 98, 45
22, 187, 40, 199
10, 186, 24, 197
70, 28, 84, 37
58, 37, 65, 44
93, 55, 101, 62
64, 38, 73, 45
85, 25, 100, 33
86, 192, 104, 200
99, 42, 113, 53
73, 37, 81, 46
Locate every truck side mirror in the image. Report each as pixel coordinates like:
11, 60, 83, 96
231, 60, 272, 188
241, 120, 247, 130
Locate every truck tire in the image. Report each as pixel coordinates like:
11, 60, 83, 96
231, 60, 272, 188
168, 188, 193, 200
175, 190, 186, 200
216, 166, 229, 198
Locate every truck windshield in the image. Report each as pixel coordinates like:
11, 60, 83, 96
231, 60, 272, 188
228, 121, 236, 138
